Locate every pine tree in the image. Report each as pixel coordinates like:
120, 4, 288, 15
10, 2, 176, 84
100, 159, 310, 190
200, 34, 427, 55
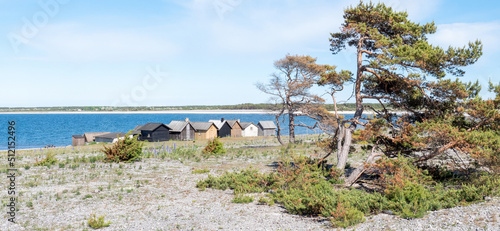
321, 1, 488, 184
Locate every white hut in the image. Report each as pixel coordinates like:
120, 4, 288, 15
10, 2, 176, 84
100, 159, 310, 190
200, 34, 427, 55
240, 122, 258, 137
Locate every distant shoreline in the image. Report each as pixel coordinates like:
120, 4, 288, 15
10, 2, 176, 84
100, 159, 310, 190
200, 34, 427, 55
0, 109, 407, 115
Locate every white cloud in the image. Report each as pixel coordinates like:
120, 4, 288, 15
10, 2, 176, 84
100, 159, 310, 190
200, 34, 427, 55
203, 4, 345, 54
25, 23, 181, 62
194, 0, 445, 55
429, 21, 500, 52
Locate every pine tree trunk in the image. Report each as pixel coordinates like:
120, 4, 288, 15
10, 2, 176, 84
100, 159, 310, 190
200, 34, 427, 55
289, 112, 295, 143
275, 108, 284, 146
275, 117, 284, 146
336, 37, 365, 179
336, 125, 354, 170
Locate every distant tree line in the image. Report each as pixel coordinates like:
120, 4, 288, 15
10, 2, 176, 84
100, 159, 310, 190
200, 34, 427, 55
0, 103, 390, 112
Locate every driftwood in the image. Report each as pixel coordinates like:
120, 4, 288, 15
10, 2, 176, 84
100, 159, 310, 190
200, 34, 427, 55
345, 145, 382, 186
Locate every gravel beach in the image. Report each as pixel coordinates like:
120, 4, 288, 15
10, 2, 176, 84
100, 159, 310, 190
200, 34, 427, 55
1, 142, 498, 230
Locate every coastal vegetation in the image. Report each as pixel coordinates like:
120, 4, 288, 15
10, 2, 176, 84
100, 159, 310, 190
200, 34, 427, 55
87, 213, 111, 229
102, 133, 143, 163
201, 137, 226, 156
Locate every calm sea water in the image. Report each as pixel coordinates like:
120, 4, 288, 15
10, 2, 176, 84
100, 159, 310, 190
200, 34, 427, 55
0, 113, 354, 150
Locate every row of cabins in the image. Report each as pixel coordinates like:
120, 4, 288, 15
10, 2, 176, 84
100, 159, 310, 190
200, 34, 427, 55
133, 119, 276, 142
72, 119, 276, 145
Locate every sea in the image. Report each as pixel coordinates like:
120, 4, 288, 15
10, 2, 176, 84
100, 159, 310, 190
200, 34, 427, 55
0, 113, 354, 150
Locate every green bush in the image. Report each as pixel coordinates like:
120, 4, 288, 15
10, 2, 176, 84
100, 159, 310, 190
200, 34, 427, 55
375, 156, 500, 218
196, 168, 274, 193
196, 156, 375, 227
34, 152, 57, 167
101, 133, 143, 163
192, 168, 210, 174
232, 194, 254, 203
202, 138, 226, 155
257, 196, 274, 205
274, 180, 384, 227
87, 213, 111, 229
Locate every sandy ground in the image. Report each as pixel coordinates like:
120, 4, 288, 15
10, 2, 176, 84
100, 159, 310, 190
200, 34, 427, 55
1, 137, 494, 230
1, 152, 498, 231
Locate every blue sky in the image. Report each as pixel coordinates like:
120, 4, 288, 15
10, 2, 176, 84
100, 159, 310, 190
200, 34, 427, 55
1, 0, 499, 107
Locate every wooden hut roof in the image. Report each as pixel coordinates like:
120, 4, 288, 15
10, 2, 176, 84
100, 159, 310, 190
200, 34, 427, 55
208, 120, 224, 129
72, 135, 84, 138
190, 122, 214, 131
225, 120, 240, 128
140, 123, 168, 131
168, 121, 189, 132
239, 122, 255, 130
258, 121, 277, 129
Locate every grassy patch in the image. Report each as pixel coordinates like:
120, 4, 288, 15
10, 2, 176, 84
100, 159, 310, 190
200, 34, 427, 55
34, 152, 57, 167
232, 194, 254, 203
192, 168, 210, 174
87, 213, 111, 229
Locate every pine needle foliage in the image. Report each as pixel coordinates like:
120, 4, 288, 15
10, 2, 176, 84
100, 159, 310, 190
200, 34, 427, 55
202, 137, 226, 155
101, 132, 143, 163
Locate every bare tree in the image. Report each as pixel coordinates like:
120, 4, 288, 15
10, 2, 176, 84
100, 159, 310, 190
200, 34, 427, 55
256, 54, 332, 144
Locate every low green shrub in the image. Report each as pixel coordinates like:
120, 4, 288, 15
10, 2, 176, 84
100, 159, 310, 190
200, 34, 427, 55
89, 156, 98, 163
101, 133, 143, 163
34, 152, 57, 167
197, 154, 500, 228
232, 194, 254, 203
375, 156, 500, 218
87, 213, 111, 229
257, 196, 274, 205
202, 138, 226, 155
196, 168, 274, 193
192, 168, 210, 174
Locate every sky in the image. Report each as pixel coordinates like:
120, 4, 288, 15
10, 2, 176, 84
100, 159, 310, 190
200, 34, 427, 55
1, 0, 499, 107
